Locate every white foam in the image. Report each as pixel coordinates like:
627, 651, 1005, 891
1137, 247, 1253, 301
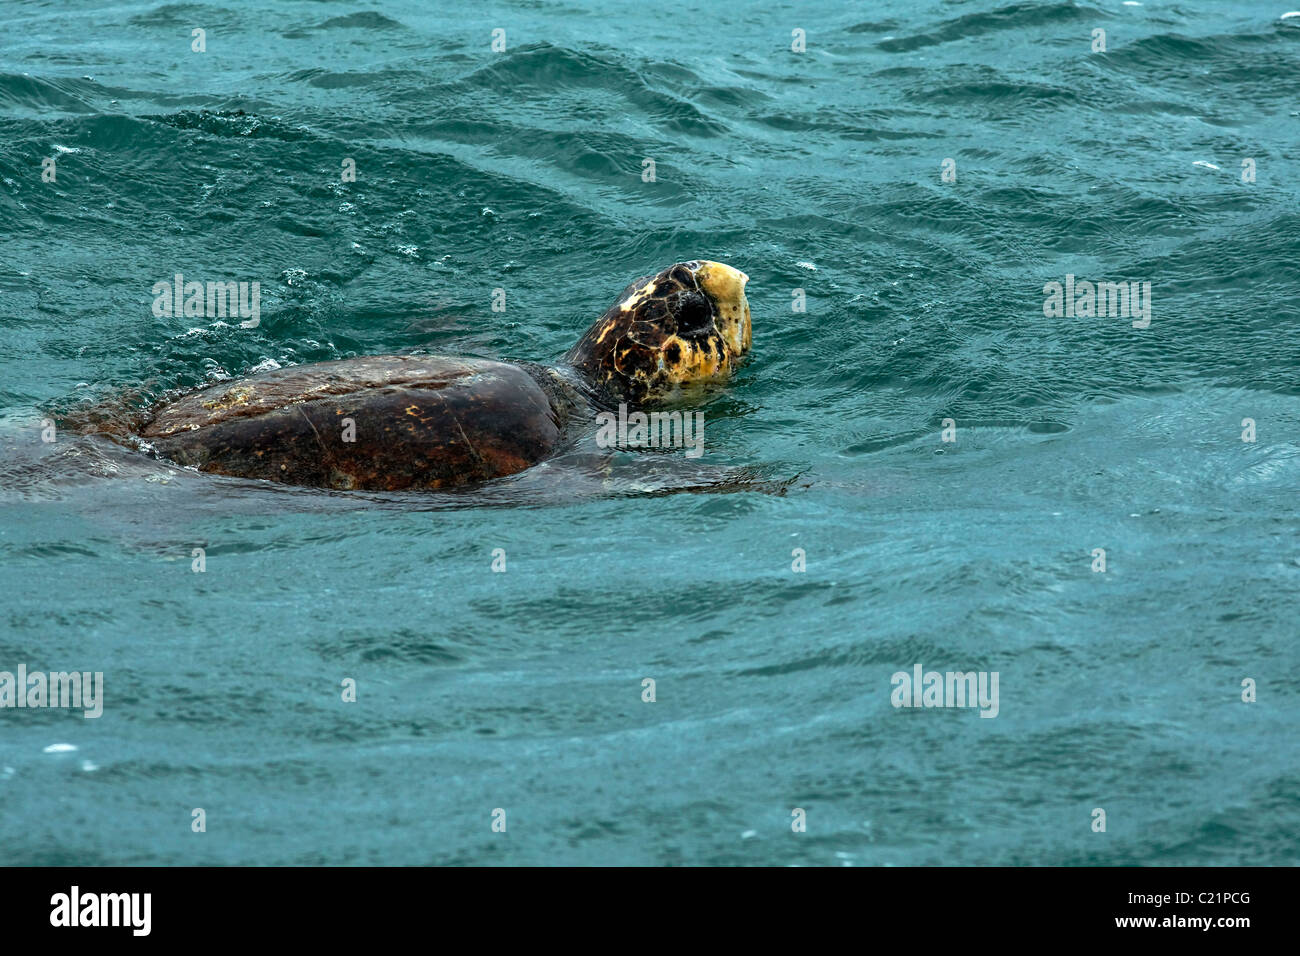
42, 743, 78, 754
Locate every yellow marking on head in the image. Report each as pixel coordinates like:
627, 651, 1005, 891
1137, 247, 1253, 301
692, 261, 751, 357
619, 280, 657, 312
656, 333, 730, 389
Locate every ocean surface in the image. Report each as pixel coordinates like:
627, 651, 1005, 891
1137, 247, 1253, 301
1, 0, 1298, 866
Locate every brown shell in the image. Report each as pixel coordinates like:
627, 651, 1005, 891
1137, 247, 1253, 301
140, 355, 561, 490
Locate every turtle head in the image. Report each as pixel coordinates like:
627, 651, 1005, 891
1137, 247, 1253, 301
565, 260, 752, 405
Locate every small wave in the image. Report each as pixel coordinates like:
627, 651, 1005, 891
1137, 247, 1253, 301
312, 12, 406, 31
0, 73, 98, 114
143, 108, 311, 142
875, 1, 1104, 53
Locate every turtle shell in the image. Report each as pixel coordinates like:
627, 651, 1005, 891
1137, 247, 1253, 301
140, 355, 562, 490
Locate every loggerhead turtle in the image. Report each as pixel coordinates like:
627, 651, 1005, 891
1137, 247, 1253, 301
132, 260, 752, 491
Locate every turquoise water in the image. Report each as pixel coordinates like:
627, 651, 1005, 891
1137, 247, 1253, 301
2, 0, 1298, 865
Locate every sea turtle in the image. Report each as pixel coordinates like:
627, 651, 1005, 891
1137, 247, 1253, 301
132, 260, 752, 491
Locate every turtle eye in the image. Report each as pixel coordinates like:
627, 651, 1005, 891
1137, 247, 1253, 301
670, 290, 713, 335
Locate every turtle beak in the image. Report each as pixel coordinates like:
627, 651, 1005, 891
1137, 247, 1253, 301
691, 260, 752, 357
